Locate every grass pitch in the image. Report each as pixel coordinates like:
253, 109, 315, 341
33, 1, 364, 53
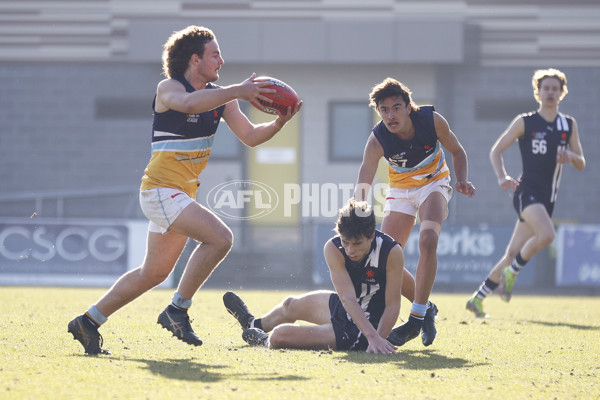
1, 287, 599, 400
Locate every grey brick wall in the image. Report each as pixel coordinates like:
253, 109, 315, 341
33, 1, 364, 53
0, 63, 160, 218
0, 63, 159, 191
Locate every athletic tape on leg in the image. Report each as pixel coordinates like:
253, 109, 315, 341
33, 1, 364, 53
420, 220, 442, 236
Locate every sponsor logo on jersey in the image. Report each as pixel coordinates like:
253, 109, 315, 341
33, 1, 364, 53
186, 113, 200, 123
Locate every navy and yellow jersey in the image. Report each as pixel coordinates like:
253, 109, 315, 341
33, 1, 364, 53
517, 111, 573, 203
140, 77, 226, 198
331, 230, 398, 327
373, 105, 450, 189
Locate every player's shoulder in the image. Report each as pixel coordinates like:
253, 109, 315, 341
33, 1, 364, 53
372, 119, 387, 134
417, 105, 435, 114
157, 77, 186, 93
517, 110, 538, 121
157, 77, 177, 87
377, 230, 401, 248
506, 111, 531, 132
205, 82, 223, 90
327, 236, 339, 245
324, 236, 342, 254
559, 112, 576, 122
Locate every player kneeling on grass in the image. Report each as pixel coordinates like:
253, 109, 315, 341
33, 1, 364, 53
224, 199, 432, 353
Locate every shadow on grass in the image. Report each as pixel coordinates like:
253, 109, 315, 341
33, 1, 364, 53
336, 349, 488, 370
122, 358, 308, 383
525, 320, 600, 331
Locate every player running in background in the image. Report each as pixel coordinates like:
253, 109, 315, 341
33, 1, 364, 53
467, 68, 585, 318
354, 78, 476, 347
224, 199, 402, 354
67, 25, 302, 354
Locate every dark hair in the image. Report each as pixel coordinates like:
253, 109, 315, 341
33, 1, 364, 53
162, 25, 216, 78
369, 77, 418, 111
334, 199, 376, 240
532, 68, 568, 103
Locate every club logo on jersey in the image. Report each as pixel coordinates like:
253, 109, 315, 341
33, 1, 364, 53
186, 114, 200, 123
389, 153, 407, 168
365, 268, 377, 283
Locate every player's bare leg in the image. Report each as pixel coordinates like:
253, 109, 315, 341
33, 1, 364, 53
381, 212, 416, 302
498, 204, 554, 301
157, 202, 233, 346
68, 230, 188, 354
258, 291, 333, 332
95, 231, 188, 317
388, 193, 446, 346
268, 323, 337, 350
467, 213, 534, 317
170, 202, 233, 299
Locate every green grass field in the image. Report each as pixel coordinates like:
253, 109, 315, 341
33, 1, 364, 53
1, 287, 599, 400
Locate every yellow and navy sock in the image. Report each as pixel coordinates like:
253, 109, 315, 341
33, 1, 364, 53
171, 292, 192, 311
86, 305, 107, 328
409, 303, 427, 327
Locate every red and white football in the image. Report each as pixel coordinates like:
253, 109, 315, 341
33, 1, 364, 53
250, 76, 300, 115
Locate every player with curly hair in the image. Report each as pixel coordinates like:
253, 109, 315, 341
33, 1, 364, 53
68, 25, 302, 354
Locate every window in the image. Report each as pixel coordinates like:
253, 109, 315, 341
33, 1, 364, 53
329, 102, 373, 161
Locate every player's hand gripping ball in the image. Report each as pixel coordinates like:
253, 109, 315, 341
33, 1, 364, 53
250, 76, 299, 115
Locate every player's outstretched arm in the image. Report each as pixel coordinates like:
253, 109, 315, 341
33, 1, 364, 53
156, 73, 275, 115
434, 112, 475, 198
223, 95, 302, 148
354, 133, 384, 201
377, 245, 403, 340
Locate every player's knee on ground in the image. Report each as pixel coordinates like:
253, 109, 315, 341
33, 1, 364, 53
268, 325, 294, 349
